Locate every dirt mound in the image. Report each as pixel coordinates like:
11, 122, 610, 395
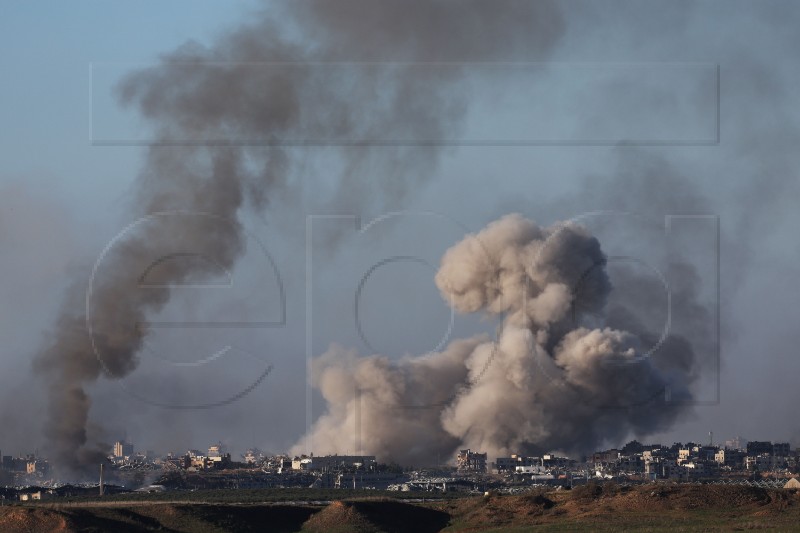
0, 503, 319, 533
0, 505, 186, 533
612, 484, 776, 512
303, 499, 449, 533
435, 491, 557, 530
435, 484, 800, 531
302, 501, 381, 533
0, 507, 71, 533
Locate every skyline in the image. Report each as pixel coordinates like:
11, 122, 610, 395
1, 431, 790, 465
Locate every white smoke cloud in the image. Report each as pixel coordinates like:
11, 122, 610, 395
297, 214, 696, 463
297, 337, 485, 466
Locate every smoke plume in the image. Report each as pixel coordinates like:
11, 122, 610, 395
297, 214, 697, 464
33, 1, 564, 473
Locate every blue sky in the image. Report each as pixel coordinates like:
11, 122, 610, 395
1, 1, 259, 211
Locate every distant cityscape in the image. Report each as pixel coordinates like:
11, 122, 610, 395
3, 434, 800, 501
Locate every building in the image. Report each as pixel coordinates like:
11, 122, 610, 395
617, 455, 644, 473
642, 448, 667, 461
292, 456, 314, 470
243, 448, 265, 464
772, 442, 791, 457
113, 440, 134, 458
698, 446, 718, 462
207, 449, 229, 465
745, 454, 773, 471
516, 465, 549, 474
747, 441, 773, 457
714, 449, 725, 464
208, 443, 228, 458
292, 455, 377, 471
621, 440, 645, 455
674, 461, 715, 481
715, 448, 745, 467
495, 457, 518, 472
272, 456, 293, 473
456, 449, 487, 473
6, 457, 28, 472
494, 454, 540, 473
542, 454, 571, 469
591, 449, 620, 464
645, 458, 677, 479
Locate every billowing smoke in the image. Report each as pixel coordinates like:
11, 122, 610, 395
297, 214, 696, 464
33, 1, 564, 474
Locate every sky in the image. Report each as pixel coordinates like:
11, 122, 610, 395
1, 0, 800, 465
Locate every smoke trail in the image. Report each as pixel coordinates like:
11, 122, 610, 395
34, 1, 564, 473
297, 214, 697, 463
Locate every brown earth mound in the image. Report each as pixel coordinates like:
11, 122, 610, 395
614, 484, 774, 511
436, 485, 800, 531
303, 499, 450, 533
0, 507, 71, 533
565, 483, 787, 513
0, 503, 318, 533
436, 491, 557, 530
302, 501, 377, 533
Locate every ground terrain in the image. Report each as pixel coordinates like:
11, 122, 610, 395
2, 484, 799, 532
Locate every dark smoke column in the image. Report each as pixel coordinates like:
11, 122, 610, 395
33, 0, 565, 474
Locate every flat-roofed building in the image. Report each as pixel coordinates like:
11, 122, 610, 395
113, 440, 134, 458
457, 449, 487, 473
773, 442, 791, 457
747, 441, 772, 457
